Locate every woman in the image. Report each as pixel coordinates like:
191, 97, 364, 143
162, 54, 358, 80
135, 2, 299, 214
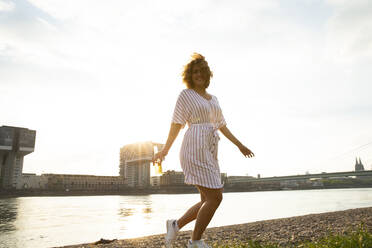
152, 53, 255, 248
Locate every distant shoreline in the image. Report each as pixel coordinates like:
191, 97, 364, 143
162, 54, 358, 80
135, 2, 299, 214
1, 185, 371, 199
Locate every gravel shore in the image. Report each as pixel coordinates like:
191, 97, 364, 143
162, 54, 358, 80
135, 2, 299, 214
58, 206, 372, 248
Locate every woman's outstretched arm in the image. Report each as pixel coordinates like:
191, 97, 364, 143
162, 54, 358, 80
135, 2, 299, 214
219, 125, 255, 158
219, 125, 242, 147
162, 123, 182, 154
153, 123, 182, 163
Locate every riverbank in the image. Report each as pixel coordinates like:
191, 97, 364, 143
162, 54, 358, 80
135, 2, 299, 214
58, 206, 372, 248
1, 185, 372, 199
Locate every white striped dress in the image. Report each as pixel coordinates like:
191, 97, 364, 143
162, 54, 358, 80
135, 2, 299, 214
171, 88, 227, 189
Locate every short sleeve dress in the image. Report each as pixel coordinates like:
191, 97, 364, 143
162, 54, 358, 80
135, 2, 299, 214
171, 88, 227, 189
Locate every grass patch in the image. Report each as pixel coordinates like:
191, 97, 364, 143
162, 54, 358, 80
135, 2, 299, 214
213, 223, 371, 248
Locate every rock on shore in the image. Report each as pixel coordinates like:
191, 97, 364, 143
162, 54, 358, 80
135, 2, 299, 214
58, 206, 372, 248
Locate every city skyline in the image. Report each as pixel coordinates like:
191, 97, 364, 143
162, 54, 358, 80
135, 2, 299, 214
1, 1, 372, 177
1, 124, 370, 179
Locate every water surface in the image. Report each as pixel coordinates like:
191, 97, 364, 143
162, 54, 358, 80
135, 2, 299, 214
1, 188, 371, 248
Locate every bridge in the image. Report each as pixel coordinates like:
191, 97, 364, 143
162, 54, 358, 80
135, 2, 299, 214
228, 170, 372, 183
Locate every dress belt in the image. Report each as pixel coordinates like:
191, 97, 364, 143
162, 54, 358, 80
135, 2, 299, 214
189, 123, 220, 143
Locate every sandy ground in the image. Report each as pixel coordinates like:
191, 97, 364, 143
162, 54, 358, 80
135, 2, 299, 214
57, 206, 372, 248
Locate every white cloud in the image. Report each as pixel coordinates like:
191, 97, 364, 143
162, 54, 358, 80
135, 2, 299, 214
326, 0, 372, 62
0, 0, 14, 12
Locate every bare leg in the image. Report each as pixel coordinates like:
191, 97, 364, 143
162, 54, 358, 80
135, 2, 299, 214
192, 185, 223, 241
176, 201, 203, 229
176, 186, 206, 229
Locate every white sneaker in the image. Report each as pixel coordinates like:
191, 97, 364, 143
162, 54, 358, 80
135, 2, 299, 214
165, 219, 179, 247
187, 239, 211, 248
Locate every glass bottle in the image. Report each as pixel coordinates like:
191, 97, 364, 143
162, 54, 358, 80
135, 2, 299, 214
153, 145, 163, 175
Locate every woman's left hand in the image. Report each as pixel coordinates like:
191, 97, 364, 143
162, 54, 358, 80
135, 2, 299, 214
238, 144, 255, 158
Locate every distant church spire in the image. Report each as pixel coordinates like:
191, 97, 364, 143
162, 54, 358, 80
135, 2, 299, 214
355, 156, 365, 171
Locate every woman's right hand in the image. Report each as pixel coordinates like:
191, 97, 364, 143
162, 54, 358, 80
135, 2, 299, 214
152, 149, 168, 164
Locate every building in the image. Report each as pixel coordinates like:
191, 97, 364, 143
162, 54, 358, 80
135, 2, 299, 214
0, 126, 36, 189
355, 157, 365, 171
43, 174, 125, 191
120, 141, 164, 188
226, 175, 255, 184
150, 176, 161, 187
17, 173, 47, 189
160, 170, 185, 186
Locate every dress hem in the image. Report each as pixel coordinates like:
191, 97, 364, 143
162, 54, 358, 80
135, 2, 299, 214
184, 181, 224, 189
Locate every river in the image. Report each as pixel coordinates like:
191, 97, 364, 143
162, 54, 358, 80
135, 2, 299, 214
1, 188, 372, 248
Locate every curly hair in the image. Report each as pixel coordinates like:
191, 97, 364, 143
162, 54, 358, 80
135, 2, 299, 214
182, 52, 213, 89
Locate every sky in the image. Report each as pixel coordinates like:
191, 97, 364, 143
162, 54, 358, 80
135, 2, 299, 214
1, 0, 372, 177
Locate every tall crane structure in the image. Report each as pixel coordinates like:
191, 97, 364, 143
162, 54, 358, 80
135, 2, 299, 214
0, 126, 36, 189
